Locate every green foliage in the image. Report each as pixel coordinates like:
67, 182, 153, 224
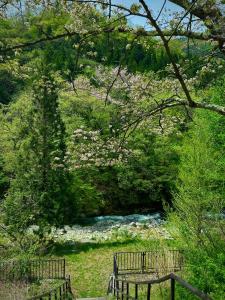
111, 228, 137, 242
90, 131, 178, 213
0, 2, 224, 298
0, 157, 9, 200
59, 90, 180, 214
71, 171, 102, 217
0, 63, 77, 240
0, 5, 184, 89
170, 109, 225, 298
174, 114, 224, 242
0, 65, 23, 104
184, 249, 225, 299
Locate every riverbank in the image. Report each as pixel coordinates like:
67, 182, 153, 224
51, 213, 173, 243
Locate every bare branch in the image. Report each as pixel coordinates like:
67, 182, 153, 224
2, 25, 223, 55
169, 0, 223, 23
167, 0, 198, 42
139, 0, 196, 108
156, 0, 167, 21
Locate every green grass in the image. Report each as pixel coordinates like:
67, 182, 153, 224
50, 238, 176, 298
0, 230, 178, 298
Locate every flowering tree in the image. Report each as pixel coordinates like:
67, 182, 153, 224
0, 0, 224, 170
0, 1, 224, 118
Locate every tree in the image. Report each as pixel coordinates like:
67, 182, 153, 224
1, 62, 76, 240
173, 112, 224, 245
1, 0, 224, 118
171, 111, 225, 297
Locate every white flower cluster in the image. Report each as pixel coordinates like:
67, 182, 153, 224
64, 2, 103, 35
68, 127, 131, 169
68, 65, 193, 142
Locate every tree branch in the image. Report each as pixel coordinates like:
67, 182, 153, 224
2, 26, 223, 54
139, 0, 196, 108
74, 0, 147, 18
169, 0, 223, 22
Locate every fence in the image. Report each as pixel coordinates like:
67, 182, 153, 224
112, 273, 212, 300
0, 259, 73, 299
108, 251, 212, 300
0, 259, 66, 282
113, 250, 184, 276
28, 276, 72, 300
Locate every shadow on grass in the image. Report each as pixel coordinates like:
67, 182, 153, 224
52, 239, 136, 256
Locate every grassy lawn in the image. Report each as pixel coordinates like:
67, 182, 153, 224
0, 227, 179, 299
51, 238, 176, 298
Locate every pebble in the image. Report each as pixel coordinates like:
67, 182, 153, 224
49, 213, 171, 242
130, 222, 137, 227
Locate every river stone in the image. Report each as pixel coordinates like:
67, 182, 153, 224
130, 222, 137, 227
112, 224, 120, 229
46, 212, 166, 242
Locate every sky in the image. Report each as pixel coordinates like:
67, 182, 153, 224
113, 0, 184, 28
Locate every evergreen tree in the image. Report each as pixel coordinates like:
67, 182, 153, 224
31, 66, 76, 226
173, 112, 224, 246
171, 112, 225, 297
3, 64, 76, 237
